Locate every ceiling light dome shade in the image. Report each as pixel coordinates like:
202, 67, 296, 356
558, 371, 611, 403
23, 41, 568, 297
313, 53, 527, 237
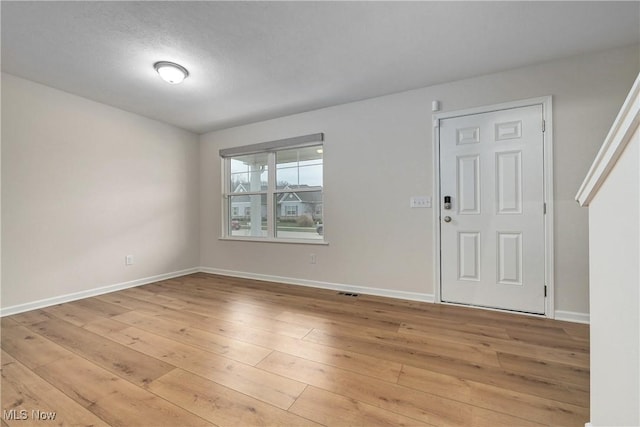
154, 61, 189, 84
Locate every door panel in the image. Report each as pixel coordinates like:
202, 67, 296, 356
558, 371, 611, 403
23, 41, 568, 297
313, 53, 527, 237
440, 105, 545, 314
496, 151, 522, 214
457, 155, 481, 214
458, 232, 481, 281
497, 232, 522, 285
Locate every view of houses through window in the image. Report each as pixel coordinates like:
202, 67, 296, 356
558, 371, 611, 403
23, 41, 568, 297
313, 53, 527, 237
224, 144, 323, 240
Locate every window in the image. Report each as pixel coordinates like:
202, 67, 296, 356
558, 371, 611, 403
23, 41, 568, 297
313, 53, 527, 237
285, 205, 298, 217
220, 133, 324, 241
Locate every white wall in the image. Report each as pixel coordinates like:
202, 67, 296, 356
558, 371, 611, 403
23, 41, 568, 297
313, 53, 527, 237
200, 45, 640, 317
1, 73, 200, 311
574, 68, 640, 426
588, 130, 639, 426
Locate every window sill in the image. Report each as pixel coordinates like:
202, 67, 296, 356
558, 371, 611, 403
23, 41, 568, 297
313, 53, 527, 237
219, 236, 329, 245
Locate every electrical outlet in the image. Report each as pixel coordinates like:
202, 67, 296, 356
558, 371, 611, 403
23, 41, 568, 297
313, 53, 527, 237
125, 255, 134, 266
410, 196, 431, 208
310, 253, 316, 264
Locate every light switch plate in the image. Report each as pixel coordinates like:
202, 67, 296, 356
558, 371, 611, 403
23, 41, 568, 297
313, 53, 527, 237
410, 196, 431, 208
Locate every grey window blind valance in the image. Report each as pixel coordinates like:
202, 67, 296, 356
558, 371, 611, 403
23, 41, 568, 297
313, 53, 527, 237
219, 133, 324, 158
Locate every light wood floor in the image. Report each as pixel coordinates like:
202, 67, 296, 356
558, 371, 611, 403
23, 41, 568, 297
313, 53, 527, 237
1, 273, 589, 426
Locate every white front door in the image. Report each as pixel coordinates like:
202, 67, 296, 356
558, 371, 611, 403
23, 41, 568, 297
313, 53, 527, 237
439, 104, 546, 314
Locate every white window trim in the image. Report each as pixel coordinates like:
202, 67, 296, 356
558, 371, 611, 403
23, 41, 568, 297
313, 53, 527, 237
219, 236, 329, 245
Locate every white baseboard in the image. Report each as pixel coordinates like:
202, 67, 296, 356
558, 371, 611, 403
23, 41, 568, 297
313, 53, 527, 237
199, 267, 436, 303
1, 265, 588, 325
555, 309, 590, 324
0, 267, 200, 317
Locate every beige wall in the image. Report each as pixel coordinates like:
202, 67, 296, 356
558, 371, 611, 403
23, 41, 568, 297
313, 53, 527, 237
1, 73, 200, 310
200, 45, 640, 317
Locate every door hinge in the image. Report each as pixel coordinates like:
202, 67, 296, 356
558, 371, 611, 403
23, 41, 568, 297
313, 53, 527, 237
544, 285, 547, 297
542, 120, 546, 132
543, 202, 547, 214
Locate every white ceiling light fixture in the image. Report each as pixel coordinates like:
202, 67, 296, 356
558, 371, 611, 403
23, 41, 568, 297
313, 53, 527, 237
154, 61, 189, 84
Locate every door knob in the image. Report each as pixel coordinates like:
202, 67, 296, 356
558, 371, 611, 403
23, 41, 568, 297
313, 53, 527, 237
443, 216, 452, 223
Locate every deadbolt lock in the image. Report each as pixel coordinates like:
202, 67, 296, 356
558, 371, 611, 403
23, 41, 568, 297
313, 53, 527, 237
444, 196, 452, 210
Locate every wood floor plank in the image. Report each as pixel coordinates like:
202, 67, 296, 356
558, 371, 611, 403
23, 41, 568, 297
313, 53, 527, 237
399, 320, 590, 368
559, 321, 590, 341
399, 319, 512, 340
8, 310, 56, 327
496, 351, 590, 388
349, 324, 502, 366
397, 304, 575, 339
506, 327, 589, 353
397, 362, 472, 402
116, 286, 188, 310
144, 281, 286, 318
289, 385, 432, 426
470, 381, 589, 426
141, 285, 314, 338
151, 280, 402, 332
66, 297, 131, 318
307, 328, 589, 407
145, 306, 403, 382
469, 406, 546, 427
95, 292, 188, 318
83, 317, 130, 336
270, 334, 403, 384
1, 350, 110, 427
398, 364, 589, 425
113, 287, 191, 311
27, 316, 175, 387
97, 291, 240, 335
149, 368, 321, 427
304, 327, 501, 372
97, 324, 306, 410
257, 350, 475, 426
0, 318, 72, 369
276, 310, 359, 331
33, 354, 212, 426
167, 273, 352, 307
112, 311, 272, 366
42, 303, 101, 327
171, 300, 311, 340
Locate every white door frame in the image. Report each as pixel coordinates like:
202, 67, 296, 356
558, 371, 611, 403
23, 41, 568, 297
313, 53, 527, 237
432, 96, 554, 318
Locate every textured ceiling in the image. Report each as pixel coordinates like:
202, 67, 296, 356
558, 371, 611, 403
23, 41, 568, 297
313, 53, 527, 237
2, 1, 639, 134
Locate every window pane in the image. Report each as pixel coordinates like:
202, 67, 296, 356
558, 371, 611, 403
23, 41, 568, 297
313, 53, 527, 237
276, 146, 323, 188
229, 194, 267, 237
275, 191, 323, 240
230, 153, 268, 193
223, 144, 324, 241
